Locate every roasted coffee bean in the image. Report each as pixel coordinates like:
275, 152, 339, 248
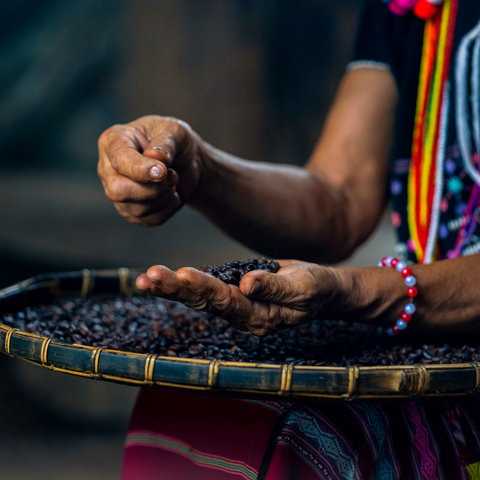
188, 345, 204, 356
197, 258, 280, 286
270, 260, 280, 270
4, 291, 480, 367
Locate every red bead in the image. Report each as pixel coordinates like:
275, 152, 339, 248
391, 258, 399, 268
407, 287, 418, 297
401, 267, 412, 278
382, 257, 388, 266
392, 325, 401, 335
414, 0, 440, 20
401, 312, 412, 322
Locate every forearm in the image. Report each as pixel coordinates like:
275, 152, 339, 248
190, 144, 354, 263
340, 255, 480, 340
190, 69, 397, 263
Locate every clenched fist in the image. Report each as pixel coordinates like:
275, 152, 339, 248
97, 115, 203, 226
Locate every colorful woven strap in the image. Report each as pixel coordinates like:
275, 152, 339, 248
407, 0, 458, 263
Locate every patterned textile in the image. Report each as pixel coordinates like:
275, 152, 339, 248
352, 0, 480, 262
122, 389, 280, 480
391, 143, 480, 263
122, 389, 480, 480
126, 431, 258, 479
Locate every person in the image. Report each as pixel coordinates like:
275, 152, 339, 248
97, 0, 480, 478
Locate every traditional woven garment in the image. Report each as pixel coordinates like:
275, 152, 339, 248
352, 0, 480, 263
122, 1, 480, 478
122, 390, 480, 479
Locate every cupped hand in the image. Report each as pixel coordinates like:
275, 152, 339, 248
97, 115, 203, 227
136, 260, 350, 336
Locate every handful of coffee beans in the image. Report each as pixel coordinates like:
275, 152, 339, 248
197, 257, 280, 286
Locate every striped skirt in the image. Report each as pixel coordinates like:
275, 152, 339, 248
122, 389, 480, 479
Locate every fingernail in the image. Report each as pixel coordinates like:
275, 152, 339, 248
153, 146, 170, 159
249, 280, 261, 295
149, 165, 163, 180
178, 277, 190, 286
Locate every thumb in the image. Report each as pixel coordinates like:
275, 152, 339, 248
239, 270, 300, 304
143, 120, 197, 172
143, 132, 177, 169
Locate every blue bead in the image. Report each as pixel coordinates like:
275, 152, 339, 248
391, 180, 402, 195
405, 276, 416, 287
377, 326, 384, 334
445, 158, 456, 174
455, 202, 466, 216
387, 328, 395, 336
396, 319, 407, 330
395, 261, 406, 272
447, 176, 463, 194
378, 261, 383, 267
385, 256, 394, 267
439, 224, 448, 240
404, 303, 416, 315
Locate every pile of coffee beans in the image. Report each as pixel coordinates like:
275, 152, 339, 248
3, 295, 480, 366
197, 258, 280, 286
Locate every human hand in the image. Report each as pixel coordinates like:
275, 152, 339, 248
97, 115, 203, 227
136, 260, 353, 336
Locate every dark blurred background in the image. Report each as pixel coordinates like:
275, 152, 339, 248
0, 1, 395, 478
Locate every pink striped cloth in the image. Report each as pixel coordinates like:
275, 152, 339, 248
121, 389, 480, 479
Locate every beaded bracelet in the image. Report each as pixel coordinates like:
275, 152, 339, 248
377, 256, 417, 336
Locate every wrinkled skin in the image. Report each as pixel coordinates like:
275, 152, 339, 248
97, 115, 202, 227
136, 260, 348, 337
98, 70, 480, 340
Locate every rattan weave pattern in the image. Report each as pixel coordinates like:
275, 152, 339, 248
1, 269, 480, 403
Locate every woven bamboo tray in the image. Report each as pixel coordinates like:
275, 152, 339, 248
1, 269, 480, 403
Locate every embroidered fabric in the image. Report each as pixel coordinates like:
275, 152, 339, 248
403, 402, 439, 480
455, 18, 480, 186
283, 407, 357, 480
466, 461, 480, 480
350, 404, 397, 480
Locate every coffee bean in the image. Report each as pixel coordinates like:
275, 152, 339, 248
270, 260, 280, 271
4, 266, 480, 367
460, 352, 472, 361
188, 345, 204, 356
197, 257, 280, 285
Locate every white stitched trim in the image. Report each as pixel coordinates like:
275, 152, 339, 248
471, 35, 480, 159
455, 19, 480, 186
424, 82, 450, 264
346, 60, 391, 73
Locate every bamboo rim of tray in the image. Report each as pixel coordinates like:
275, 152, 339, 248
1, 269, 480, 402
